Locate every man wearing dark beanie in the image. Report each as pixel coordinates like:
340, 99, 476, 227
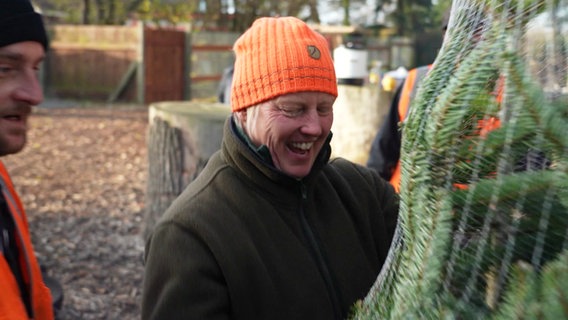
0, 0, 54, 319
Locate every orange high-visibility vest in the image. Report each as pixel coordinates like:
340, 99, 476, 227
0, 161, 53, 320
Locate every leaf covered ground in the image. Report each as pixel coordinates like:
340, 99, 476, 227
3, 104, 149, 320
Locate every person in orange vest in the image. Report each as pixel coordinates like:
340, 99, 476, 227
0, 1, 55, 319
367, 10, 452, 192
367, 64, 433, 192
367, 11, 508, 193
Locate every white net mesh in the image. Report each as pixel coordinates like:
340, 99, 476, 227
353, 0, 568, 318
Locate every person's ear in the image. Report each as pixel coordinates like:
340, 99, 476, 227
236, 109, 247, 126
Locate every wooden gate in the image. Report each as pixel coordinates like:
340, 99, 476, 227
144, 29, 186, 104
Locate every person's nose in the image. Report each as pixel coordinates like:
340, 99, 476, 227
13, 70, 44, 106
300, 110, 323, 136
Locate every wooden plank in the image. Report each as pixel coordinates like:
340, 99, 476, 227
191, 45, 233, 51
49, 43, 138, 51
144, 28, 186, 104
108, 61, 138, 102
191, 75, 222, 82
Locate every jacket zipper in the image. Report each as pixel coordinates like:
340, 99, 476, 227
298, 183, 343, 320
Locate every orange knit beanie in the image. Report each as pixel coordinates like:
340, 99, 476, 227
230, 16, 337, 112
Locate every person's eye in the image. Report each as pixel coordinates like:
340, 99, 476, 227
33, 59, 44, 72
0, 65, 14, 76
278, 105, 303, 117
318, 105, 332, 116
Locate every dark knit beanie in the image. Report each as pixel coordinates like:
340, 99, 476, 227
0, 0, 49, 50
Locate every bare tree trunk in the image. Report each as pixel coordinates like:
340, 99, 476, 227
95, 0, 104, 24
107, 0, 116, 24
307, 0, 321, 23
143, 117, 184, 241
82, 0, 90, 24
143, 102, 231, 240
342, 0, 350, 26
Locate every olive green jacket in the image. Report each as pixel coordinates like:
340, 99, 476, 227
142, 117, 399, 320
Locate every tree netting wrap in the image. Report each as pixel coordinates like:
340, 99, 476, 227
352, 0, 568, 318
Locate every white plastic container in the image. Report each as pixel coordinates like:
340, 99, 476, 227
333, 45, 369, 85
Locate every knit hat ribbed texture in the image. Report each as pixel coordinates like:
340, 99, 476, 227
231, 16, 337, 112
0, 0, 49, 50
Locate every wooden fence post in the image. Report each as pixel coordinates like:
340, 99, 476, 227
137, 24, 145, 104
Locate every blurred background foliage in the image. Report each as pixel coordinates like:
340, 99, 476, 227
34, 0, 451, 34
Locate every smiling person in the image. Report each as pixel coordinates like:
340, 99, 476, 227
0, 0, 55, 319
142, 16, 399, 320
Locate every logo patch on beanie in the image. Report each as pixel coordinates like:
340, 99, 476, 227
307, 45, 321, 60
